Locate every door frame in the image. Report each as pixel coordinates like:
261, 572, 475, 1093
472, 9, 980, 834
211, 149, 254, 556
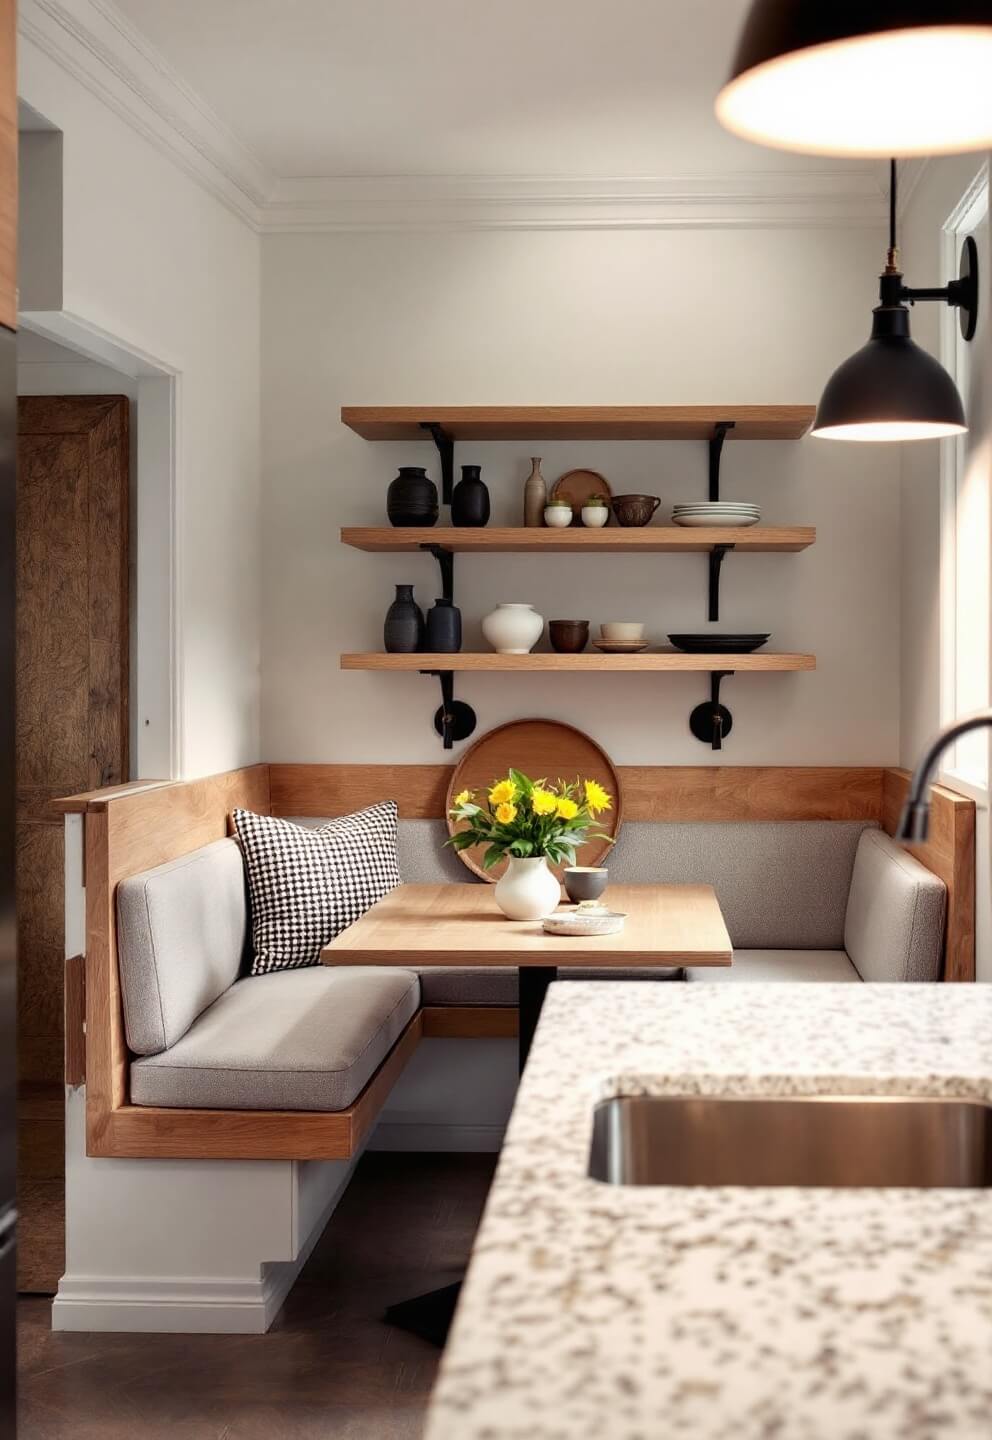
17, 310, 182, 779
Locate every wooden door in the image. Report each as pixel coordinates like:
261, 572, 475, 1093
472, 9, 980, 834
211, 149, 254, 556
16, 395, 129, 1290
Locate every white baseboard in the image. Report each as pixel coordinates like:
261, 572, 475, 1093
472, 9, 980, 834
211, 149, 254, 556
52, 1273, 285, 1334
369, 1122, 506, 1153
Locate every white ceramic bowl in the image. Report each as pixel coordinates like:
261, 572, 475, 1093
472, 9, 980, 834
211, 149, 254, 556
544, 504, 573, 529
600, 621, 645, 642
673, 513, 760, 528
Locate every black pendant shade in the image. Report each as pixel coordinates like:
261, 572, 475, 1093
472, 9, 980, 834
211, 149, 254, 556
812, 303, 967, 443
716, 2, 992, 156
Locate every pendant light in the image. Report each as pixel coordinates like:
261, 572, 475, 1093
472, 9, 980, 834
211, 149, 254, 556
811, 162, 977, 443
716, 3, 992, 157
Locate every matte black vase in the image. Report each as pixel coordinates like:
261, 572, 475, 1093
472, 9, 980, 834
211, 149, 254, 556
387, 466, 438, 527
451, 464, 490, 527
383, 584, 425, 653
425, 598, 462, 653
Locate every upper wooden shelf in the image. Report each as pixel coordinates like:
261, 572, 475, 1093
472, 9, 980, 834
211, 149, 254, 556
342, 652, 816, 673
342, 526, 815, 554
341, 405, 815, 442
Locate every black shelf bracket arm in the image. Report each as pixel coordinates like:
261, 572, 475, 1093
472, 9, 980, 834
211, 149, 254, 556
708, 543, 735, 623
689, 670, 735, 752
420, 543, 454, 603
420, 421, 455, 506
420, 669, 477, 750
708, 421, 736, 503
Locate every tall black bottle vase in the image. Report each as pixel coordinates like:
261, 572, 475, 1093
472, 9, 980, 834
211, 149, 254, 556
451, 464, 490, 527
383, 584, 425, 653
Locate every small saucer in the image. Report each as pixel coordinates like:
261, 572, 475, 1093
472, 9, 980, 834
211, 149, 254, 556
593, 640, 649, 654
543, 909, 627, 937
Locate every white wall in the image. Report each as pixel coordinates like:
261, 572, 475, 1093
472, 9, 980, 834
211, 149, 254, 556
18, 35, 263, 778
261, 225, 899, 764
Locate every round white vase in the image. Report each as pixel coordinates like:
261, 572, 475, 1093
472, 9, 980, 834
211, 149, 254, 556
481, 603, 545, 654
494, 857, 561, 921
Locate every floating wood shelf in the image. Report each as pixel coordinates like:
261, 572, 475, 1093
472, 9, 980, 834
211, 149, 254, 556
342, 526, 815, 554
341, 405, 815, 442
341, 652, 816, 673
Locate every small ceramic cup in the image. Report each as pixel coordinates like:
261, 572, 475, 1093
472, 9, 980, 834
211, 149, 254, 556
544, 501, 573, 529
549, 619, 590, 653
563, 866, 609, 903
581, 497, 610, 528
600, 621, 645, 643
612, 494, 661, 527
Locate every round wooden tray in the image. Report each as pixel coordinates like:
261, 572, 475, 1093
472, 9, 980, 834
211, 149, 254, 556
445, 718, 623, 883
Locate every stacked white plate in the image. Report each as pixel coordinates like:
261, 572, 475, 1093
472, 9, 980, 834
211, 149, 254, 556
672, 501, 761, 529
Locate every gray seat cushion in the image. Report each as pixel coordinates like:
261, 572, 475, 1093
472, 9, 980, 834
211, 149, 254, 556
844, 830, 945, 982
130, 966, 420, 1111
117, 839, 249, 1056
686, 949, 861, 983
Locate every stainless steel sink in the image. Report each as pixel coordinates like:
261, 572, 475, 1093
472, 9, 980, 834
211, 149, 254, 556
589, 1094, 992, 1188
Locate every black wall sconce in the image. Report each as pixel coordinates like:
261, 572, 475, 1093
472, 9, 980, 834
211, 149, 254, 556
811, 161, 978, 443
716, 3, 992, 157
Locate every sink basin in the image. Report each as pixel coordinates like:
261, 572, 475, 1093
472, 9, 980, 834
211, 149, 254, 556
589, 1094, 992, 1188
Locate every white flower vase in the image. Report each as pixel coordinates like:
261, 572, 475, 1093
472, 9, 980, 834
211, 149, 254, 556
494, 856, 562, 921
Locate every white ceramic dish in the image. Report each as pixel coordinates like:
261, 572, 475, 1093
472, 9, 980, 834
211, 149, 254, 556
542, 909, 626, 937
673, 514, 761, 528
593, 640, 649, 653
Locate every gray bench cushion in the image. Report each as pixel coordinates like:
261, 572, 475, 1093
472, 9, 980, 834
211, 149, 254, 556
844, 830, 945, 982
686, 950, 861, 983
130, 966, 420, 1111
117, 839, 249, 1056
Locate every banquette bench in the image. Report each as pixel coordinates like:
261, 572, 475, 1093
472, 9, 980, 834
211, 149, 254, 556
58, 763, 975, 1166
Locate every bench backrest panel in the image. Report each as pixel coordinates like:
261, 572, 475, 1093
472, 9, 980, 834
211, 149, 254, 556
117, 838, 249, 1055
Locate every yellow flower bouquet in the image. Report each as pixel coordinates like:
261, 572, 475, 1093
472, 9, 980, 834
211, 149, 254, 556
448, 769, 613, 871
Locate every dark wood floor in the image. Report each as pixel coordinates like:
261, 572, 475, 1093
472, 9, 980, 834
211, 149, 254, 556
17, 1151, 497, 1439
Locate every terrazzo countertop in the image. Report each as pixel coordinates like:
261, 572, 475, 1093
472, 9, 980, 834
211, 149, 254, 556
423, 982, 992, 1440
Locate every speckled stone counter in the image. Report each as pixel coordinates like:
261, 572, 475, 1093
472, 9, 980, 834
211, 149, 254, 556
423, 982, 992, 1440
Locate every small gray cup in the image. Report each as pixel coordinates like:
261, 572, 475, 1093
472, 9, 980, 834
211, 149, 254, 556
563, 866, 609, 903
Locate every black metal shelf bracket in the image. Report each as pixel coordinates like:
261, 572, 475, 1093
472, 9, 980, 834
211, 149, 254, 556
708, 420, 736, 503
708, 543, 735, 622
420, 669, 477, 750
420, 421, 455, 506
420, 543, 454, 602
689, 670, 735, 751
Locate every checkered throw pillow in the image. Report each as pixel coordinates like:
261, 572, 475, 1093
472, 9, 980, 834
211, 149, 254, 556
233, 803, 400, 975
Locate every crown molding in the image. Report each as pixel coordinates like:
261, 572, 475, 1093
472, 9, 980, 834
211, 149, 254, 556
19, 0, 273, 226
261, 170, 889, 234
19, 0, 890, 236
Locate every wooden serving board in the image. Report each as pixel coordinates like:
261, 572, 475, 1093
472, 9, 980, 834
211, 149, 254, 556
445, 719, 623, 883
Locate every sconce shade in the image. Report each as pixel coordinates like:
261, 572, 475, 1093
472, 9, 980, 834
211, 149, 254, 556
716, 2, 992, 156
812, 306, 967, 442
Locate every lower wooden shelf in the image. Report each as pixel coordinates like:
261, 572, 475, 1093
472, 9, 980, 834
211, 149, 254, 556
341, 651, 816, 672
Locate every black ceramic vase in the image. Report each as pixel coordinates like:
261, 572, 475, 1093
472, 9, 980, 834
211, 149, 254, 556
425, 598, 462, 653
451, 464, 490, 527
383, 584, 425, 653
387, 466, 438, 527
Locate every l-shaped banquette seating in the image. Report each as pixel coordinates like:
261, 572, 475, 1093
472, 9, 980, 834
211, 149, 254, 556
59, 763, 975, 1165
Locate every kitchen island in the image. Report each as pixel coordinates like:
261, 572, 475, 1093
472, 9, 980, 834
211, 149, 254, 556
423, 982, 992, 1440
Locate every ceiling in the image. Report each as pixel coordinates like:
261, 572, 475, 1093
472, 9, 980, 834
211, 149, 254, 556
111, 0, 868, 181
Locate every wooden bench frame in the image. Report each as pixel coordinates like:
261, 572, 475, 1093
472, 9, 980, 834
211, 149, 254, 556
58, 763, 975, 1162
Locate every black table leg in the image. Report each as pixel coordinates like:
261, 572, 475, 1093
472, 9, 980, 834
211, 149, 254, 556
518, 964, 557, 1073
385, 965, 557, 1348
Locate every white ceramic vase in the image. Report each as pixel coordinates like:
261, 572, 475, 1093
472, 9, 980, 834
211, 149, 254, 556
481, 603, 545, 654
494, 856, 562, 921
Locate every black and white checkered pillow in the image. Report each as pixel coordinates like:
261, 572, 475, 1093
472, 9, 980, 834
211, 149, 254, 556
233, 802, 400, 975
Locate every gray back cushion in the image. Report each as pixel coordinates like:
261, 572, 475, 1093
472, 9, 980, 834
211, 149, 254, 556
385, 817, 874, 949
294, 816, 878, 948
117, 838, 249, 1056
844, 829, 946, 982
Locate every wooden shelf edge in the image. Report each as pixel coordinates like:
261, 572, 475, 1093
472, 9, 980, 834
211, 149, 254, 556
341, 652, 816, 673
340, 526, 816, 554
341, 404, 815, 442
